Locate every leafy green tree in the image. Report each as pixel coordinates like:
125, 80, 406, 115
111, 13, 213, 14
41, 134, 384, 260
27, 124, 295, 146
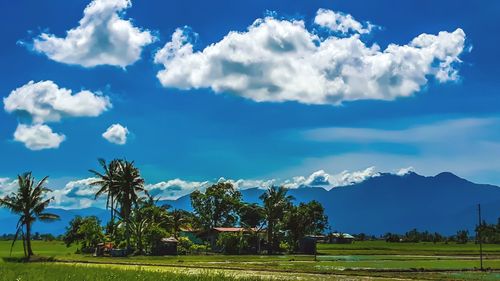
284, 200, 328, 252
0, 172, 59, 258
78, 216, 104, 251
63, 216, 85, 247
190, 182, 242, 230
63, 216, 104, 252
259, 186, 293, 254
239, 203, 265, 229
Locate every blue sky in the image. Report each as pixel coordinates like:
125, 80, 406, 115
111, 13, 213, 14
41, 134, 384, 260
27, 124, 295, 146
0, 0, 499, 208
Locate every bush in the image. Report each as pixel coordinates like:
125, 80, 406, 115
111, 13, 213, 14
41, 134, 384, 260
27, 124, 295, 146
190, 244, 209, 254
177, 236, 193, 255
216, 232, 248, 254
279, 241, 291, 253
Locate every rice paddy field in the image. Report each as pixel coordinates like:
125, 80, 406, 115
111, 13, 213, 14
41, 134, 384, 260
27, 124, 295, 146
1, 240, 500, 280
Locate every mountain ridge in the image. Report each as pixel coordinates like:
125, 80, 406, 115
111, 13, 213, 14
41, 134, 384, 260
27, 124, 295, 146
1, 171, 499, 235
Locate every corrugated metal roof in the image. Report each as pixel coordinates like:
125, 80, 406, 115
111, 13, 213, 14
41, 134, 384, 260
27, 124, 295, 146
161, 237, 179, 243
331, 233, 355, 239
213, 227, 258, 232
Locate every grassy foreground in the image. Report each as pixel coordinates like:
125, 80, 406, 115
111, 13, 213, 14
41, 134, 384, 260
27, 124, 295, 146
2, 240, 500, 280
0, 262, 265, 281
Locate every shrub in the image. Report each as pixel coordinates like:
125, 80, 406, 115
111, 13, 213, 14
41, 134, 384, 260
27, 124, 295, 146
177, 236, 193, 255
190, 244, 209, 254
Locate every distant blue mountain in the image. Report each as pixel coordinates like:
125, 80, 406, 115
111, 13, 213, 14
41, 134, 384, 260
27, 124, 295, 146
0, 207, 109, 235
161, 172, 500, 235
1, 172, 499, 236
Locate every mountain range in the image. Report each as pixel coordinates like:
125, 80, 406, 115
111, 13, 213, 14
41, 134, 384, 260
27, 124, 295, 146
1, 171, 499, 235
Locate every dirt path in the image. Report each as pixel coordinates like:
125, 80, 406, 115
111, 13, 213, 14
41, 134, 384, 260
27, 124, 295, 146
53, 261, 414, 281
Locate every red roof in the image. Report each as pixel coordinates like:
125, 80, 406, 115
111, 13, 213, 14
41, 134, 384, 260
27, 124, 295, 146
213, 227, 258, 232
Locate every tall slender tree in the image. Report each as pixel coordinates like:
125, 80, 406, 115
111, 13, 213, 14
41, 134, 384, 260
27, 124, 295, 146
89, 159, 120, 233
113, 160, 147, 250
259, 186, 293, 254
0, 172, 59, 258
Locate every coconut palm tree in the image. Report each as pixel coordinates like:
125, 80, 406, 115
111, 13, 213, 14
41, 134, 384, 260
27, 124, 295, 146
113, 160, 147, 250
170, 209, 190, 238
0, 172, 59, 258
89, 159, 120, 234
259, 185, 294, 254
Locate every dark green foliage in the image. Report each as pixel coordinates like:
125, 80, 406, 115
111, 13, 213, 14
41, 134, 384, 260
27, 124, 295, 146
476, 220, 500, 244
283, 200, 328, 252
90, 159, 148, 250
216, 232, 249, 254
177, 236, 193, 255
190, 182, 242, 230
238, 203, 264, 229
145, 225, 169, 256
63, 216, 103, 252
260, 186, 293, 254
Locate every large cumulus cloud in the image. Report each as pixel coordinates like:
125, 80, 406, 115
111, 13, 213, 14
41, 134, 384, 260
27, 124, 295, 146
154, 9, 466, 105
33, 0, 154, 68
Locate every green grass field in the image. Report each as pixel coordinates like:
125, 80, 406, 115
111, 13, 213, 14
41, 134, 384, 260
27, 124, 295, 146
1, 240, 500, 280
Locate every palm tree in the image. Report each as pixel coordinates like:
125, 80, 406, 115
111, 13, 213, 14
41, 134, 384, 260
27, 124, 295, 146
0, 172, 59, 258
259, 186, 293, 254
170, 209, 190, 238
113, 160, 147, 250
89, 159, 120, 235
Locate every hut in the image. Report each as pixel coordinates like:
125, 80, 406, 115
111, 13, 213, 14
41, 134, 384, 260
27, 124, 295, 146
203, 227, 262, 252
298, 236, 317, 254
153, 237, 179, 255
328, 232, 355, 244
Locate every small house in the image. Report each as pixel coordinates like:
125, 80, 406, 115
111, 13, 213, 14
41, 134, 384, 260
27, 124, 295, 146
204, 227, 262, 252
152, 237, 178, 256
328, 232, 355, 244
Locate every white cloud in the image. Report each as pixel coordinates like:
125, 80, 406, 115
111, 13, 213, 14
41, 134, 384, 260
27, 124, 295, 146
102, 123, 129, 145
33, 0, 154, 68
154, 11, 465, 105
49, 177, 103, 209
0, 178, 19, 198
4, 80, 111, 124
282, 167, 379, 190
314, 8, 375, 34
397, 167, 415, 176
13, 124, 66, 150
145, 179, 210, 200
217, 177, 276, 190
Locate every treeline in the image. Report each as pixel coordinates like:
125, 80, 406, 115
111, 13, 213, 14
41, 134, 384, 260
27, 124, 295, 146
380, 221, 500, 244
190, 182, 328, 254
0, 233, 59, 241
61, 159, 329, 255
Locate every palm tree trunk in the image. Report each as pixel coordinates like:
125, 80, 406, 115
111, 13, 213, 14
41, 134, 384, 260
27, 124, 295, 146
110, 196, 115, 236
26, 222, 34, 257
22, 233, 27, 258
267, 223, 273, 255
